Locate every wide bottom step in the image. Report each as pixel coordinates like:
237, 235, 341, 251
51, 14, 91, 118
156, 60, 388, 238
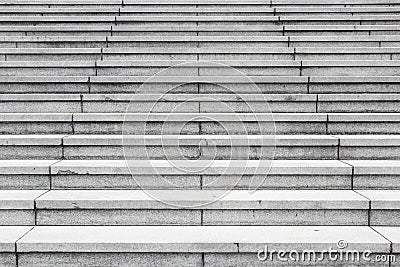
3, 225, 397, 267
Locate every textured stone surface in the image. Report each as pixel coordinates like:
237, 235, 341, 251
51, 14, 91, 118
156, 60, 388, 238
17, 226, 390, 253
0, 226, 32, 252
18, 252, 202, 267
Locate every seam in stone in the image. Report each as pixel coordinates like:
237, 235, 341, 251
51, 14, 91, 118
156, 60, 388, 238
88, 76, 91, 94
370, 226, 393, 265
33, 190, 50, 226
353, 190, 372, 226
14, 226, 35, 267
71, 113, 75, 135
94, 60, 98, 76
299, 60, 303, 77
339, 160, 355, 190
49, 159, 63, 190
335, 135, 341, 160
325, 113, 329, 135
293, 46, 296, 60
80, 94, 84, 113
61, 134, 71, 160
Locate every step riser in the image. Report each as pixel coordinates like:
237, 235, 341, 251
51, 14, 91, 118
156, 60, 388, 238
3, 122, 400, 135
1, 82, 399, 94
0, 174, 353, 190
33, 209, 367, 226
0, 209, 371, 226
3, 41, 399, 48
7, 174, 400, 190
0, 53, 399, 60
2, 30, 400, 37
0, 210, 33, 225
2, 67, 400, 76
1, 21, 400, 26
0, 146, 337, 160
2, 145, 400, 160
15, 252, 392, 267
5, 12, 399, 16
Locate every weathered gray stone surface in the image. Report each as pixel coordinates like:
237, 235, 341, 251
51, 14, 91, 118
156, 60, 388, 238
0, 0, 400, 265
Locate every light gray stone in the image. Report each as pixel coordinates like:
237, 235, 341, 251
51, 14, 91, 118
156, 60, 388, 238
0, 190, 46, 209
17, 226, 389, 253
37, 210, 201, 226
0, 210, 35, 225
203, 209, 368, 225
18, 252, 202, 267
36, 189, 367, 210
0, 226, 32, 252
373, 227, 400, 253
0, 253, 15, 267
0, 175, 50, 190
51, 174, 201, 190
205, 253, 390, 267
50, 160, 351, 175
204, 174, 351, 190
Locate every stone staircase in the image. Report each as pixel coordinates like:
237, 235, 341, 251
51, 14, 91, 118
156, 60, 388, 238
2, 0, 400, 266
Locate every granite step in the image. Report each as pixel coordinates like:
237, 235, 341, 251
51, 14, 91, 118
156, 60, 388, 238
89, 76, 400, 94
1, 25, 400, 36
33, 189, 368, 226
0, 189, 371, 226
2, 93, 400, 113
0, 225, 394, 266
5, 47, 400, 61
1, 134, 400, 160
2, 35, 400, 48
12, 159, 378, 191
3, 60, 400, 77
0, 112, 400, 135
0, 93, 316, 113
0, 190, 46, 225
14, 226, 392, 267
0, 159, 353, 190
0, 26, 112, 37
6, 75, 400, 94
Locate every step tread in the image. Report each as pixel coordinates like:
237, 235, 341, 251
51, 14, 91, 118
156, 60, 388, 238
16, 225, 389, 253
